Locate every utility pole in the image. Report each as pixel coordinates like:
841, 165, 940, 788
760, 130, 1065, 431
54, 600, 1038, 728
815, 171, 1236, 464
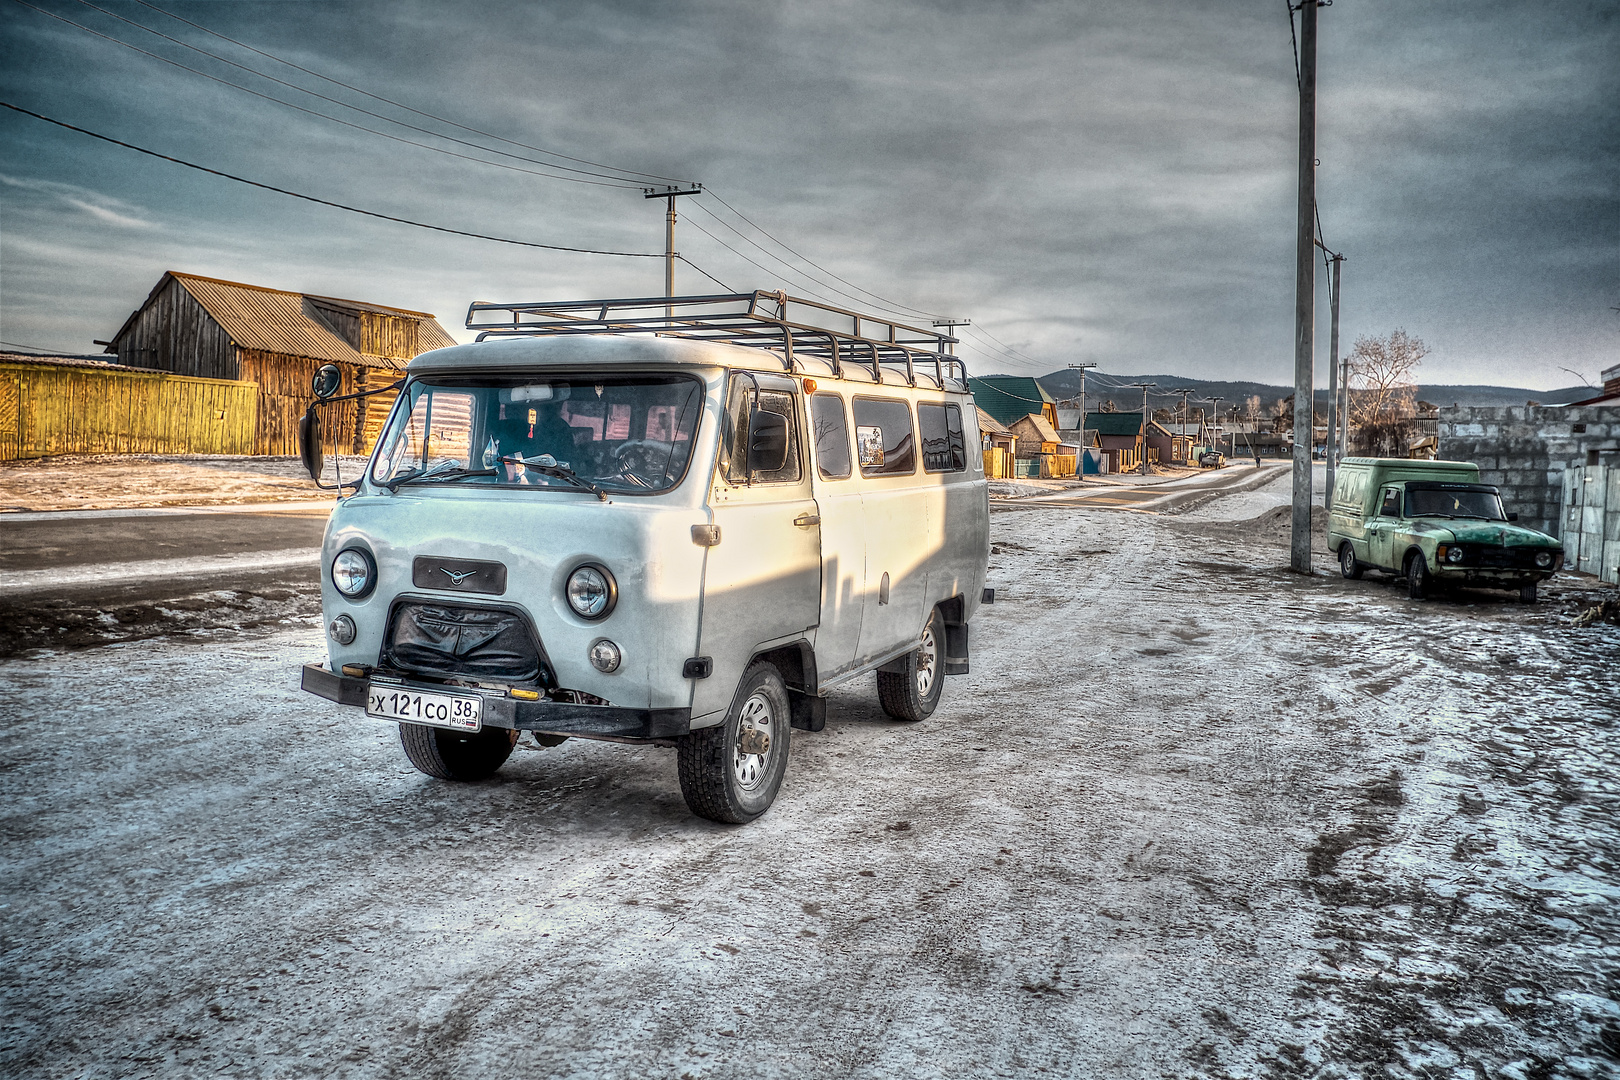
644, 184, 703, 319
1171, 387, 1196, 462
1323, 251, 1344, 511
1130, 382, 1157, 476
1207, 396, 1224, 456
1339, 352, 1352, 462
1289, 0, 1322, 574
1069, 362, 1097, 477
931, 319, 970, 357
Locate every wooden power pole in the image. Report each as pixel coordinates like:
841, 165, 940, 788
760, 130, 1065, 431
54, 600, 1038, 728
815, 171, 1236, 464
644, 185, 703, 318
1324, 252, 1344, 511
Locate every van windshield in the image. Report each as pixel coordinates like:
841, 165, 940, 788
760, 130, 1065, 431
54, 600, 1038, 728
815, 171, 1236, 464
1406, 487, 1507, 520
370, 374, 704, 495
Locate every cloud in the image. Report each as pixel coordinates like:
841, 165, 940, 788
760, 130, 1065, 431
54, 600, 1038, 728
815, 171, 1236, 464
0, 174, 156, 230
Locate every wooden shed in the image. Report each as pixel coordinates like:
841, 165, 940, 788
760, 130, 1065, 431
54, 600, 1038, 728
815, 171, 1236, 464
102, 271, 457, 455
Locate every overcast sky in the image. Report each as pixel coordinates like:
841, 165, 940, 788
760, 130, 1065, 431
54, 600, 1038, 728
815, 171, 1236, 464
2, 0, 1616, 389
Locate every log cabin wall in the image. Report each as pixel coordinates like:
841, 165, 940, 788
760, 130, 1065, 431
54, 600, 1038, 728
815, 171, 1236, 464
237, 349, 363, 457
110, 277, 235, 379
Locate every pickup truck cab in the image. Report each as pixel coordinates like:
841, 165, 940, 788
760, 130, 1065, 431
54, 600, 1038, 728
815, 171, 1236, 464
1330, 457, 1562, 603
296, 292, 990, 823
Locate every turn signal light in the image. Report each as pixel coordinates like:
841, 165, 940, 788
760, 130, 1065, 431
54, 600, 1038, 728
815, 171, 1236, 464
510, 688, 541, 701
803, 378, 818, 393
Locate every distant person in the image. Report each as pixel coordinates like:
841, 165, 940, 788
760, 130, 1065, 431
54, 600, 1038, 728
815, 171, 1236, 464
1253, 446, 1262, 468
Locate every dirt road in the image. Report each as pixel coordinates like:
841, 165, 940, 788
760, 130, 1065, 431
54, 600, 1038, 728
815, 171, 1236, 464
2, 477, 1616, 1078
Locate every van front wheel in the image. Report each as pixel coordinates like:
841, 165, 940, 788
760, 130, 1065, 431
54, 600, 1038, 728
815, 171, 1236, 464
1406, 554, 1432, 601
399, 723, 518, 781
877, 609, 945, 722
678, 662, 791, 824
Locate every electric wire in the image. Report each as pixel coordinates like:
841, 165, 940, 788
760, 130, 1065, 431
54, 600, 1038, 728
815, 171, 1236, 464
0, 101, 666, 257
68, 0, 670, 188
127, 0, 691, 186
8, 0, 642, 189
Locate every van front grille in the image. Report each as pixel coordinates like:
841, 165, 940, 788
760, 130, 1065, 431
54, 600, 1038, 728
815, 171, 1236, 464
381, 601, 554, 686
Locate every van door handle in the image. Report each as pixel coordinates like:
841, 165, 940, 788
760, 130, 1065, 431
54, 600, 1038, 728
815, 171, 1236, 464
793, 513, 821, 527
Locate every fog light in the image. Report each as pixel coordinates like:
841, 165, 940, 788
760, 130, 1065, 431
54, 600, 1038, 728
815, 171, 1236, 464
1535, 551, 1554, 568
328, 614, 357, 645
589, 639, 622, 673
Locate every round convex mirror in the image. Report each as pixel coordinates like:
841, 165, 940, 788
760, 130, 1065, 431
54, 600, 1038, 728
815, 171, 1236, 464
311, 363, 342, 399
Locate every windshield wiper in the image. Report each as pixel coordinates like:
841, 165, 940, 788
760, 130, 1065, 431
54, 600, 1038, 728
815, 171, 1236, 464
497, 456, 609, 501
379, 459, 464, 492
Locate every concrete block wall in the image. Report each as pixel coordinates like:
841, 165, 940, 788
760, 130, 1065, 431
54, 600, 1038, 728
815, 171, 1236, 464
1437, 405, 1620, 539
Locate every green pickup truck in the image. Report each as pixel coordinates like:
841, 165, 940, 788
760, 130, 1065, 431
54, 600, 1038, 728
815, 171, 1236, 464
1329, 457, 1563, 603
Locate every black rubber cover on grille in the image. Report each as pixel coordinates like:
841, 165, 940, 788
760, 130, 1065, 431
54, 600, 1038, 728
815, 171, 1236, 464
381, 601, 554, 686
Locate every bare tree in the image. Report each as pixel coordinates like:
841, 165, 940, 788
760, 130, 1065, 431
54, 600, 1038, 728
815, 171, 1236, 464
1347, 329, 1428, 455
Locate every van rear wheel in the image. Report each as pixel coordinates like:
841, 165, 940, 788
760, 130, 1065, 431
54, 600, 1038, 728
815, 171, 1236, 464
1519, 581, 1538, 604
678, 662, 791, 824
1339, 543, 1363, 580
877, 609, 945, 722
399, 723, 518, 781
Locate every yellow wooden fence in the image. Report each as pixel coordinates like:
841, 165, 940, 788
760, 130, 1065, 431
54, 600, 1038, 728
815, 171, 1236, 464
0, 363, 259, 461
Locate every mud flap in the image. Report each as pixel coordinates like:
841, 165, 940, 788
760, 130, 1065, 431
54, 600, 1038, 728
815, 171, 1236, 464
944, 620, 969, 675
788, 690, 826, 732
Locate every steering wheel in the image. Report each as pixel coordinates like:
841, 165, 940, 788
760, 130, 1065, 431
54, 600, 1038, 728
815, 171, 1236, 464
611, 440, 675, 482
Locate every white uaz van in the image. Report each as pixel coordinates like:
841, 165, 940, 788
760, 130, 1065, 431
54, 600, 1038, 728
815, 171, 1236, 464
299, 293, 991, 823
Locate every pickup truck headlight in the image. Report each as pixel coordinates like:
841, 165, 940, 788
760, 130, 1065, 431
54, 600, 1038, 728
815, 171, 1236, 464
1445, 546, 1464, 564
332, 548, 376, 598
1535, 551, 1554, 568
566, 564, 616, 620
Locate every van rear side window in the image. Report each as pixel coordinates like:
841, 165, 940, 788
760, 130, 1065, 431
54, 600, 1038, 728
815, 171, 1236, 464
918, 402, 966, 473
852, 397, 916, 476
810, 393, 852, 480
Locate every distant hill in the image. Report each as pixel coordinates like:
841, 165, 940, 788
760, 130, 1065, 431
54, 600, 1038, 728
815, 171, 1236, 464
1030, 369, 1593, 411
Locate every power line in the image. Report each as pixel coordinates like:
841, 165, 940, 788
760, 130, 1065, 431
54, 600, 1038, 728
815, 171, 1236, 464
9, 0, 642, 189
0, 101, 666, 257
128, 0, 691, 186
70, 0, 672, 188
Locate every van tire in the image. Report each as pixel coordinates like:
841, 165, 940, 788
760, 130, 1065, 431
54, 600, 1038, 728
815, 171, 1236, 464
1339, 543, 1363, 580
877, 608, 945, 722
1519, 581, 1537, 604
678, 662, 791, 824
399, 723, 518, 781
1405, 553, 1431, 601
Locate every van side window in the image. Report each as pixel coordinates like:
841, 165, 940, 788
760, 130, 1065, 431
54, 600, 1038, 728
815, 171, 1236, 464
810, 393, 852, 480
1380, 487, 1400, 516
918, 402, 966, 473
852, 397, 916, 477
720, 379, 802, 484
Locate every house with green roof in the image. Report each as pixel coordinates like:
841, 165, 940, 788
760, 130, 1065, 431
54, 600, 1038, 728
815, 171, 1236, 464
968, 376, 1057, 429
1083, 411, 1194, 470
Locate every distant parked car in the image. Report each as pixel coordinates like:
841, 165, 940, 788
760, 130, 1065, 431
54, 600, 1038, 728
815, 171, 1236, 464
1198, 450, 1226, 468
1330, 457, 1562, 603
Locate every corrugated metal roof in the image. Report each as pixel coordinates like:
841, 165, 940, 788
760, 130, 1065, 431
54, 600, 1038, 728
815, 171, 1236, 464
416, 320, 458, 351
968, 376, 1054, 427
1084, 412, 1183, 438
0, 352, 169, 374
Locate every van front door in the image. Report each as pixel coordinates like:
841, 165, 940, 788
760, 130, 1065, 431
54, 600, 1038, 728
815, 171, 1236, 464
691, 377, 821, 725
851, 395, 928, 664
1366, 485, 1402, 569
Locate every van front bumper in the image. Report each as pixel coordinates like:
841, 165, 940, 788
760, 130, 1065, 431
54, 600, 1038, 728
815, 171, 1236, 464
300, 663, 691, 742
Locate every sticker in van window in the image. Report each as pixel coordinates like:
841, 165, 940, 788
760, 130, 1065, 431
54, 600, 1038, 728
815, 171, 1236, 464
857, 426, 884, 467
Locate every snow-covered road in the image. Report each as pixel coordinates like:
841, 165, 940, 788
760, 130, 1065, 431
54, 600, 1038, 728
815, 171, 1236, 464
2, 485, 1616, 1078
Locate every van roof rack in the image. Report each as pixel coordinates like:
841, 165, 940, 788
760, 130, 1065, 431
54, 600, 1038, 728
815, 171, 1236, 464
465, 291, 969, 389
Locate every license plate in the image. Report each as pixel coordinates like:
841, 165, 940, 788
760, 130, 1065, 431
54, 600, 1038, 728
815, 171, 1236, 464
366, 686, 483, 731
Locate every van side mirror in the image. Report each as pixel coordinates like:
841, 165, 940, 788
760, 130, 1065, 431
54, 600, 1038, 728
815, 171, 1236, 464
311, 363, 342, 400
748, 407, 788, 473
1507, 512, 1518, 521
298, 408, 323, 481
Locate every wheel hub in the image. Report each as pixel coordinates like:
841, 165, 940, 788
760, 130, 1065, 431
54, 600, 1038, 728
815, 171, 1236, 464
915, 626, 938, 697
732, 691, 774, 790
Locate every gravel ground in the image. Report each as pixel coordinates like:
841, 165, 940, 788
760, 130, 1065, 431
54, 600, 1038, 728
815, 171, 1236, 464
2, 479, 1617, 1078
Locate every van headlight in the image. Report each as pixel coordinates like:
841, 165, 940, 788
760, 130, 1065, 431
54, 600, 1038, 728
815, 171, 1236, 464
1446, 546, 1464, 564
331, 548, 376, 598
566, 564, 616, 620
1535, 551, 1554, 568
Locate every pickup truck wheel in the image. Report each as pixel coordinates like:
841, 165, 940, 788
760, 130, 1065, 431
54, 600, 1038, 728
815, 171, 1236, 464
677, 662, 791, 824
399, 723, 518, 781
1519, 581, 1538, 604
877, 608, 945, 722
1405, 553, 1431, 601
1339, 543, 1363, 580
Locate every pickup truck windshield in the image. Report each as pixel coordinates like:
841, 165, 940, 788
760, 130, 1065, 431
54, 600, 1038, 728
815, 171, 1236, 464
1406, 488, 1507, 520
370, 374, 704, 494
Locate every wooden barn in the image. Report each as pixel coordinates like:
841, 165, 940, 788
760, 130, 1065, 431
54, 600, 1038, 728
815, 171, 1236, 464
102, 271, 457, 455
